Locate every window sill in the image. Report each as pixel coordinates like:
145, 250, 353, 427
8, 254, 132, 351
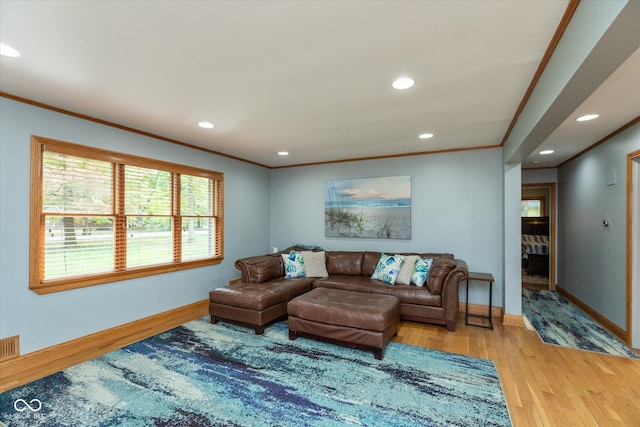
30, 257, 223, 294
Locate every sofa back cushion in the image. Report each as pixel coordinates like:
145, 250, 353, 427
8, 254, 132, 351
365, 252, 453, 280
427, 257, 456, 294
326, 251, 363, 276
362, 251, 382, 276
416, 253, 454, 261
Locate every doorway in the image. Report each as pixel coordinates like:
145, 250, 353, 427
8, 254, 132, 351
521, 183, 556, 290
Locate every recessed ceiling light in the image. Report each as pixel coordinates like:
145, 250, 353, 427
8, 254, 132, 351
0, 43, 21, 57
540, 150, 554, 155
392, 77, 415, 90
418, 133, 434, 139
576, 114, 599, 122
277, 151, 289, 156
198, 121, 214, 129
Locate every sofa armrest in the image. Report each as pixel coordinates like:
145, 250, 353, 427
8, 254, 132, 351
440, 259, 469, 331
235, 255, 282, 283
452, 259, 468, 276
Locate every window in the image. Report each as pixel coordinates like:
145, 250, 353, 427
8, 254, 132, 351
30, 136, 224, 294
521, 198, 544, 217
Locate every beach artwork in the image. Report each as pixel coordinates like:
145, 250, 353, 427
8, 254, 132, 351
325, 175, 411, 239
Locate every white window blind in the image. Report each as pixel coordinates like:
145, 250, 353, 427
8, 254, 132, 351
42, 152, 114, 279
125, 166, 173, 267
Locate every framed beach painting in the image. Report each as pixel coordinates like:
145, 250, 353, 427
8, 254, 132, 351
324, 175, 411, 239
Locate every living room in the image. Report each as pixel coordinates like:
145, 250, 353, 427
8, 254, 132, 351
1, 1, 639, 426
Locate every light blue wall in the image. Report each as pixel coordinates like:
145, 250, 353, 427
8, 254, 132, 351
0, 98, 271, 354
558, 122, 640, 328
522, 168, 557, 185
502, 162, 522, 317
270, 148, 504, 307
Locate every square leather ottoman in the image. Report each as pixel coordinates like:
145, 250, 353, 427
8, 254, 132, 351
287, 287, 400, 359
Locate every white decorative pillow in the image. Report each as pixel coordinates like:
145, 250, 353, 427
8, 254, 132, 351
411, 257, 433, 287
282, 251, 306, 279
302, 251, 328, 277
371, 253, 405, 285
395, 255, 418, 285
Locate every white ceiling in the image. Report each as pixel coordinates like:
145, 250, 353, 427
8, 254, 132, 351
1, 1, 638, 168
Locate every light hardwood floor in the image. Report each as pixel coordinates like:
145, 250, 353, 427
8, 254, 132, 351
394, 316, 640, 427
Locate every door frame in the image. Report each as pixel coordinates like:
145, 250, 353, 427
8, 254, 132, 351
522, 183, 556, 290
626, 149, 640, 347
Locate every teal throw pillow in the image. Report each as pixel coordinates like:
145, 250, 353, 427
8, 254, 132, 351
411, 257, 433, 287
282, 251, 306, 279
371, 253, 405, 285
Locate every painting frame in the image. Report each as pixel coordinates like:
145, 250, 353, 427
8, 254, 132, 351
324, 175, 411, 240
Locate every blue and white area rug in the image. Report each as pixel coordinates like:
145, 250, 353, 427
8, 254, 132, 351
0, 319, 512, 426
522, 289, 639, 359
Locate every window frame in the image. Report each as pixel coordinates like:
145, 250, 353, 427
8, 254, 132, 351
30, 135, 224, 294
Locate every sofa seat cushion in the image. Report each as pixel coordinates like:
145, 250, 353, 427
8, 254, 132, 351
313, 276, 441, 306
209, 278, 313, 311
382, 284, 442, 306
288, 287, 399, 332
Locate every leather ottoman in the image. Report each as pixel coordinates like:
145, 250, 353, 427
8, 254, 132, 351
287, 287, 400, 360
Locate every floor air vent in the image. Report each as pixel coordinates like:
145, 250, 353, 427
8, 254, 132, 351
0, 335, 19, 362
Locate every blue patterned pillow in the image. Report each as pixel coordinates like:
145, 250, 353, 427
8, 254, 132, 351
282, 251, 306, 279
371, 253, 405, 285
411, 257, 433, 287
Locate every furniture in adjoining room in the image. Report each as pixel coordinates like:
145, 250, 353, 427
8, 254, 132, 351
521, 217, 549, 276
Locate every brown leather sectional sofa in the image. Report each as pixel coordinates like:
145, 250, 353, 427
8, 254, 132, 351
210, 248, 468, 334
